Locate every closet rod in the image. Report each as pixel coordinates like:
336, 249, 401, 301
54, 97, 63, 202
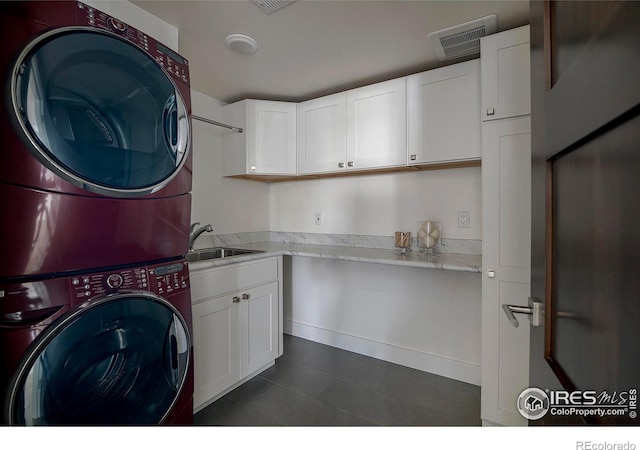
192, 115, 243, 133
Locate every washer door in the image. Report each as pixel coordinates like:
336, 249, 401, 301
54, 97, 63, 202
8, 293, 190, 425
12, 28, 189, 197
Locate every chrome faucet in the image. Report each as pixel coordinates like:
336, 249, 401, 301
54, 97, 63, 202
189, 222, 214, 250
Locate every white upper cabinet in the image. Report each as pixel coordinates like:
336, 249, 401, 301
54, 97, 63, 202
222, 100, 297, 176
297, 78, 407, 174
297, 93, 347, 174
407, 59, 481, 164
480, 25, 531, 121
346, 78, 407, 170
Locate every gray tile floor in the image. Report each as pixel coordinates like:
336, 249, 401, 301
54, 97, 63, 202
194, 334, 481, 426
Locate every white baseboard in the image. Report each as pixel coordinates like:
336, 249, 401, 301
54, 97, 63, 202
284, 319, 480, 386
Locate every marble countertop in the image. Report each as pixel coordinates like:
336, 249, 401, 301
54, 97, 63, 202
187, 241, 482, 273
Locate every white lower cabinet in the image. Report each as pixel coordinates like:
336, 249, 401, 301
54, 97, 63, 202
190, 257, 283, 412
192, 291, 240, 407
240, 281, 279, 376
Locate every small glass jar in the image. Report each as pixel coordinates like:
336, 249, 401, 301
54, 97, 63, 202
395, 231, 411, 254
417, 221, 442, 254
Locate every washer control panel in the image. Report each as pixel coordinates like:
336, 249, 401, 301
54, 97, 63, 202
70, 260, 189, 301
148, 262, 190, 296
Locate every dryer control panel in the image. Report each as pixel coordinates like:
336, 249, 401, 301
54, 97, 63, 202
75, 1, 190, 86
70, 260, 189, 301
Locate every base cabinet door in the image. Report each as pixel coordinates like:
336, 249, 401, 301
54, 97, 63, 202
192, 293, 241, 409
240, 281, 280, 376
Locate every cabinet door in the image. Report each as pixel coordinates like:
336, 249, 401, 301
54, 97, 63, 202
481, 25, 531, 121
192, 293, 240, 409
221, 100, 297, 176
240, 281, 279, 377
248, 100, 297, 174
297, 93, 347, 174
407, 59, 481, 164
346, 78, 407, 169
481, 116, 531, 426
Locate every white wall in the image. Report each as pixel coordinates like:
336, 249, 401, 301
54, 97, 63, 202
190, 91, 270, 234
285, 256, 482, 384
269, 167, 482, 240
82, 0, 179, 51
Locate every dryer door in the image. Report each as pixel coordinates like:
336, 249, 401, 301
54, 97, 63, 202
7, 293, 190, 425
12, 28, 190, 197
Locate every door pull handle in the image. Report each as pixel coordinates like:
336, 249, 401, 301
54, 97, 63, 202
502, 297, 544, 328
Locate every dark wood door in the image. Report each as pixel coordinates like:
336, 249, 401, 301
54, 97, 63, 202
529, 1, 640, 425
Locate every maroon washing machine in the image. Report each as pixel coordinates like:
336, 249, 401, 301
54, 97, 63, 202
0, 1, 193, 278
0, 259, 194, 425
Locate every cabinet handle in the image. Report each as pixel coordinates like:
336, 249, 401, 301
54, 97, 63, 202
347, 161, 354, 167
486, 107, 495, 116
233, 296, 240, 303
338, 162, 345, 168
242, 293, 250, 300
410, 154, 417, 161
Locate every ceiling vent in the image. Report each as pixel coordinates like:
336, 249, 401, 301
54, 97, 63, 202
251, 0, 297, 14
428, 14, 498, 61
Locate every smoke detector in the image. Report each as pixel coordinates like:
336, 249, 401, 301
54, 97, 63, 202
428, 14, 498, 61
251, 0, 297, 15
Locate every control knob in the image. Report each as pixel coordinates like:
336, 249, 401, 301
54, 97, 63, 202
108, 17, 126, 32
106, 274, 124, 289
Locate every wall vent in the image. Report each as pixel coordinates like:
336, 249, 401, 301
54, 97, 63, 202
251, 0, 297, 14
428, 14, 498, 61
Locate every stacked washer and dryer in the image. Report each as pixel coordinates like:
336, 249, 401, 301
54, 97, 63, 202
0, 2, 195, 425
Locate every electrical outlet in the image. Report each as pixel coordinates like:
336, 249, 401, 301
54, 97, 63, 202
458, 211, 470, 228
314, 212, 322, 226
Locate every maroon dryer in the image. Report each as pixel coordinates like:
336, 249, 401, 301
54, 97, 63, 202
0, 1, 193, 278
0, 259, 194, 425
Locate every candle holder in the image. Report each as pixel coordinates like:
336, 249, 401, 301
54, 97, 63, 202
417, 221, 441, 254
394, 231, 412, 255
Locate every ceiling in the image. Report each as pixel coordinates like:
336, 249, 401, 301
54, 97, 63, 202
132, 0, 530, 104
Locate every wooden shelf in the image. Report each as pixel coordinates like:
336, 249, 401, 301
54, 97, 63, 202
225, 159, 481, 183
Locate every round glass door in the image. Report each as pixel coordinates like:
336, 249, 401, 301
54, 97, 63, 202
12, 28, 190, 197
8, 293, 190, 425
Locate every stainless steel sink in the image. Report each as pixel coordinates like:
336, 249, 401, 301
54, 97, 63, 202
187, 247, 263, 262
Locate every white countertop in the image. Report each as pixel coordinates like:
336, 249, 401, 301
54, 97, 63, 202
187, 241, 482, 273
